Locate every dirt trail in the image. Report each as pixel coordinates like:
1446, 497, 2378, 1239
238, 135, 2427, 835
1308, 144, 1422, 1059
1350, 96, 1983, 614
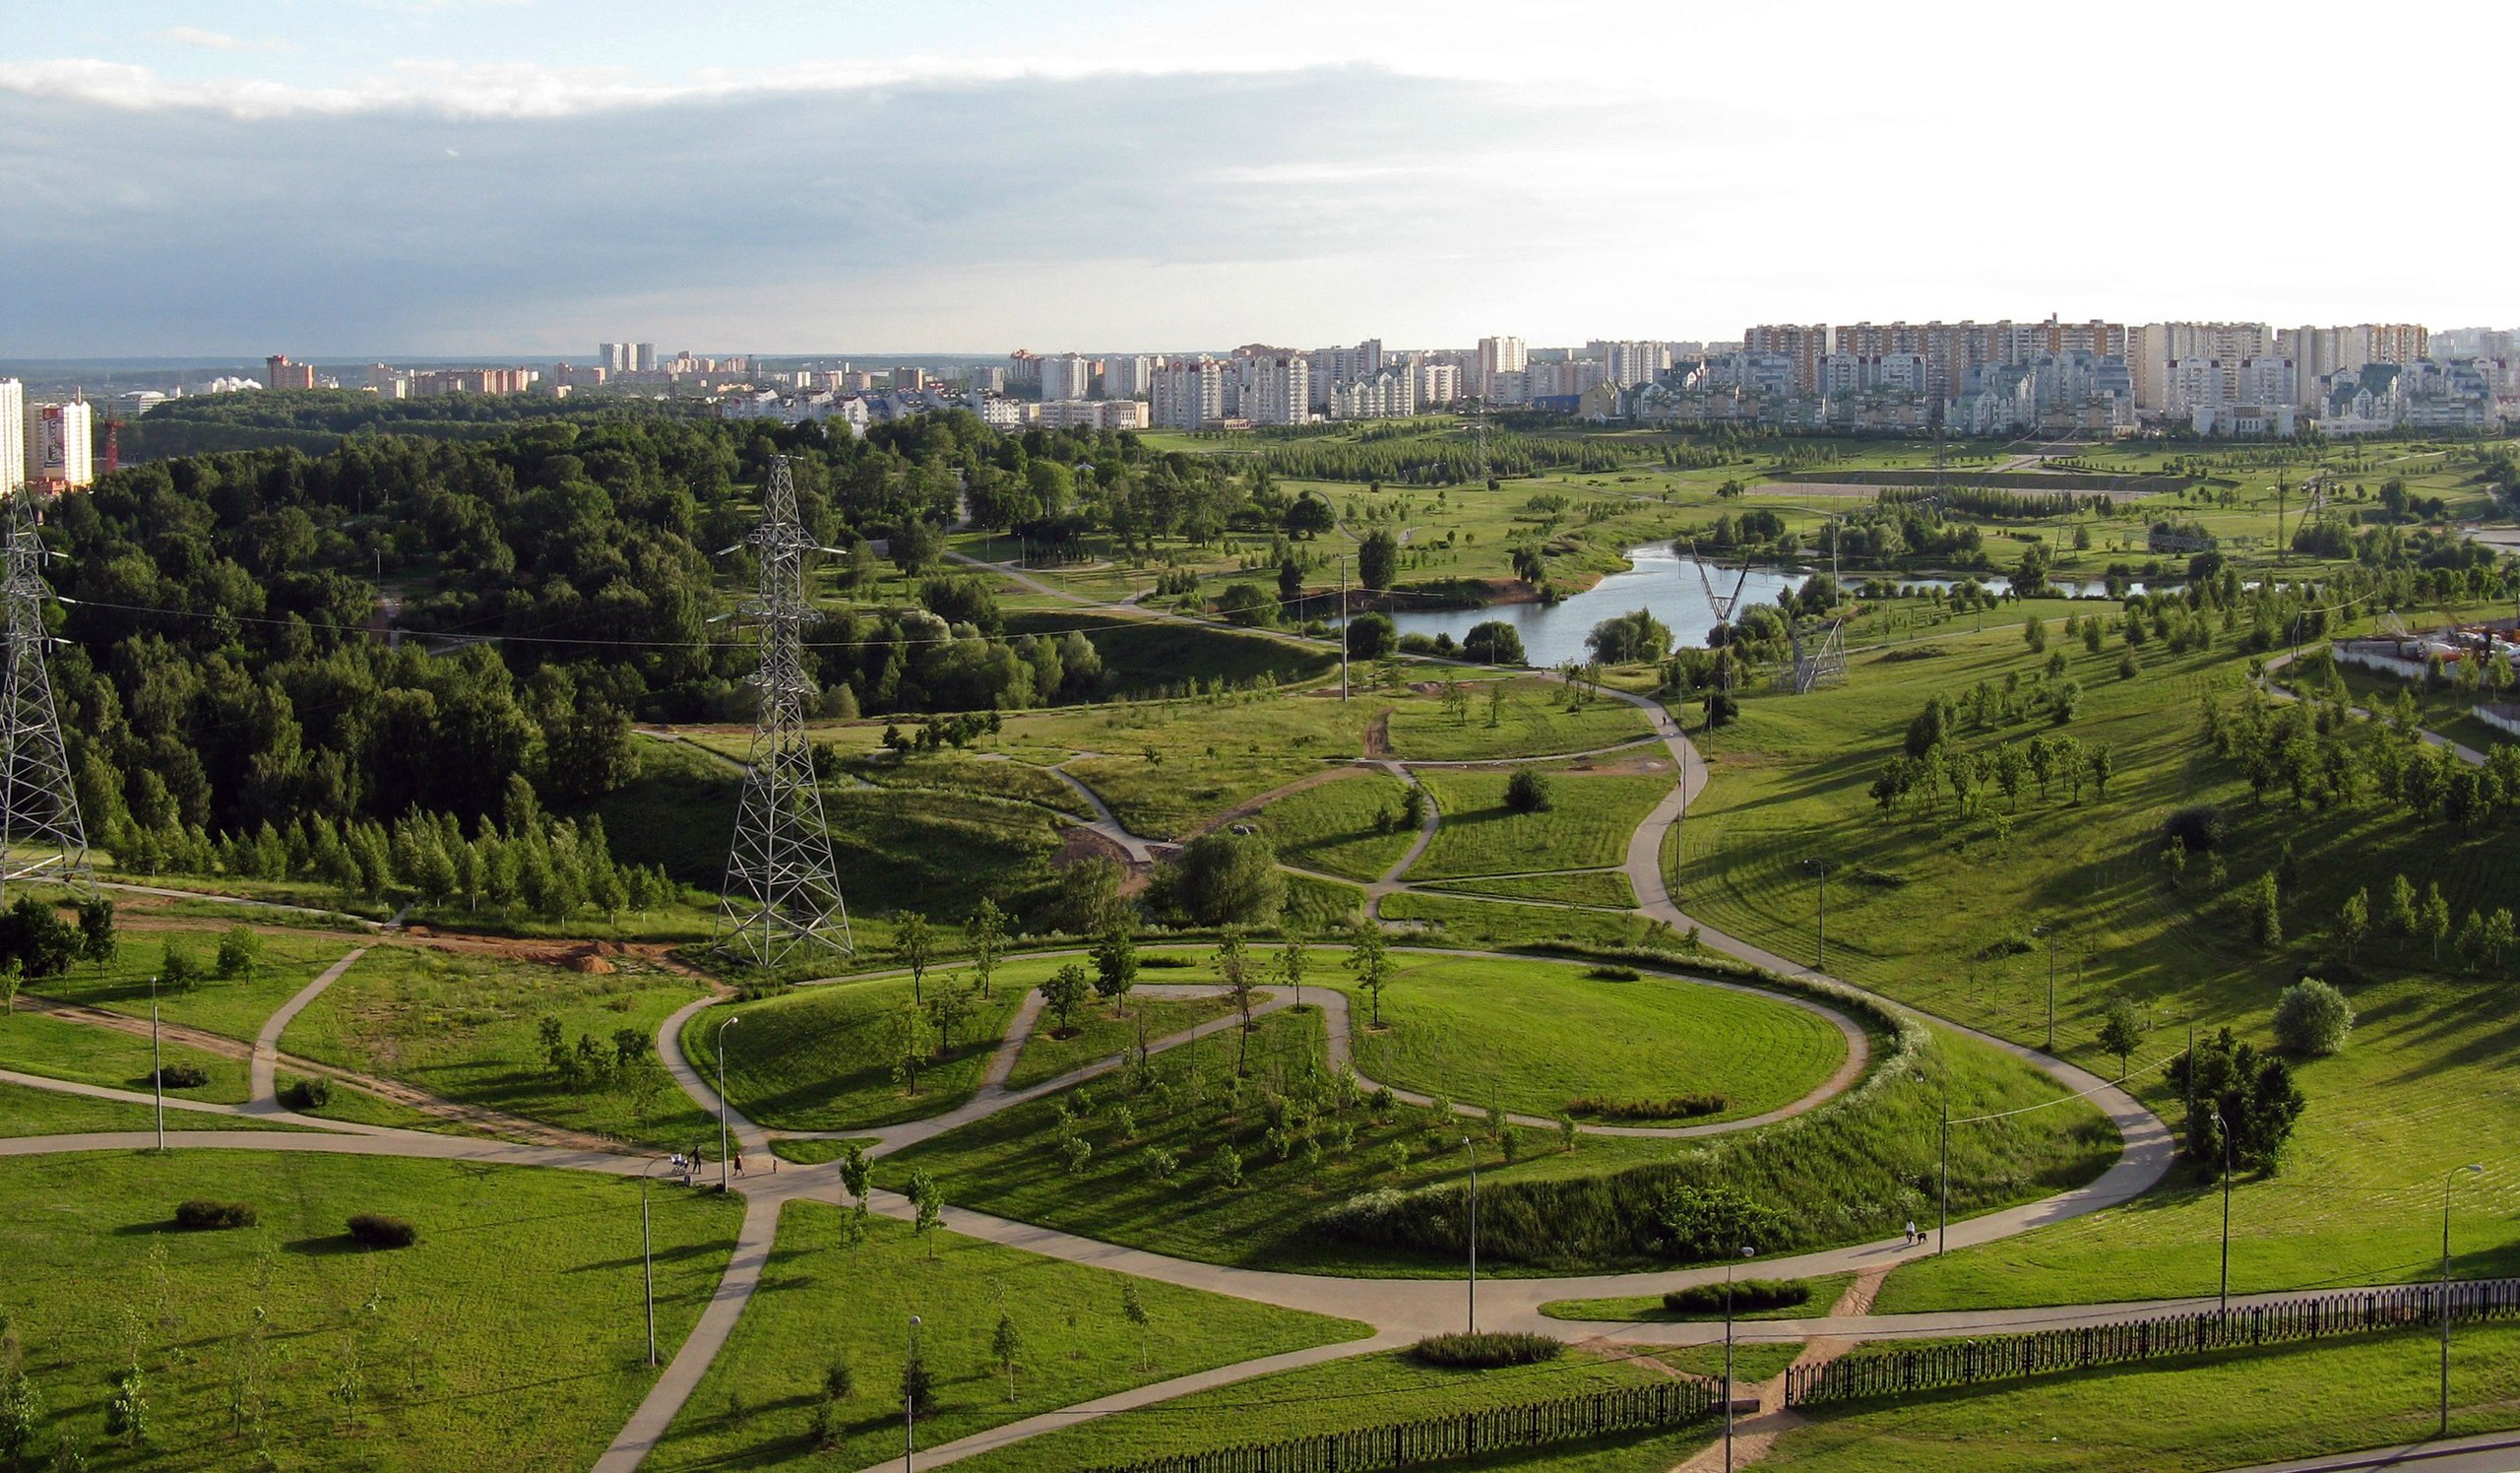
1668, 1268, 1887, 1471
1181, 766, 1365, 839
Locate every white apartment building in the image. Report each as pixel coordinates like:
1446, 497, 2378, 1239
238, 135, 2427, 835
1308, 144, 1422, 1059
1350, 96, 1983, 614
1591, 341, 1665, 389
2131, 323, 2272, 411
1821, 352, 1928, 395
1325, 367, 1418, 420
1230, 354, 1309, 426
1038, 399, 1151, 431
1418, 361, 1463, 406
1529, 358, 1605, 400
1040, 353, 1093, 402
1486, 370, 1532, 407
1103, 355, 1152, 400
0, 380, 22, 494
1151, 359, 1228, 428
2168, 357, 2229, 413
2238, 357, 2297, 408
25, 398, 93, 489
1475, 336, 1527, 400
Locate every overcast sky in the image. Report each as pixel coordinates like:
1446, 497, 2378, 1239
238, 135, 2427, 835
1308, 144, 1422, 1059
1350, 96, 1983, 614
5, 1, 2515, 357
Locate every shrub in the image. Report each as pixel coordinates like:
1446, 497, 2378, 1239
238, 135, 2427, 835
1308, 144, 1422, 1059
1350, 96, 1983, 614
151, 1063, 209, 1089
1503, 770, 1553, 814
1564, 1094, 1726, 1121
1651, 1184, 1788, 1260
346, 1213, 417, 1249
2162, 805, 2229, 854
1583, 965, 1640, 982
1662, 1279, 1808, 1314
1409, 1332, 1563, 1369
281, 1076, 334, 1111
173, 1199, 257, 1231
2272, 977, 2354, 1057
214, 925, 263, 980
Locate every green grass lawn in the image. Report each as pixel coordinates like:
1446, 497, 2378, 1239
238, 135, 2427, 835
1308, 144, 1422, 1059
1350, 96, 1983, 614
1386, 682, 1654, 761
0, 1007, 251, 1104
31, 929, 365, 1043
1005, 993, 1240, 1091
273, 1070, 455, 1131
1540, 1273, 1856, 1323
691, 968, 1026, 1132
0, 1148, 741, 1472
1284, 872, 1370, 932
844, 749, 1094, 816
1253, 769, 1418, 881
1331, 955, 1850, 1124
0, 1079, 299, 1136
1417, 870, 1639, 908
1410, 771, 1670, 880
1378, 891, 1664, 952
1062, 697, 1387, 839
281, 945, 719, 1152
1763, 1320, 2520, 1473
1656, 595, 2520, 1316
644, 1203, 1370, 1472
951, 1346, 1696, 1473
878, 997, 2110, 1276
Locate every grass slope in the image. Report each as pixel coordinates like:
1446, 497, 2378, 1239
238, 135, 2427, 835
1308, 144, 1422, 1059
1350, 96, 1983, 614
0, 1149, 740, 1472
1005, 993, 1239, 1091
1411, 771, 1670, 880
0, 1008, 251, 1104
31, 929, 365, 1044
1253, 769, 1418, 882
1386, 684, 1654, 762
1417, 870, 1639, 908
691, 971, 1026, 1132
645, 1204, 1369, 1472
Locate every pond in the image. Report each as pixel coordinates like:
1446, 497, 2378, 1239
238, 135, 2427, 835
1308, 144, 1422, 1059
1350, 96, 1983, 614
1356, 545, 2136, 666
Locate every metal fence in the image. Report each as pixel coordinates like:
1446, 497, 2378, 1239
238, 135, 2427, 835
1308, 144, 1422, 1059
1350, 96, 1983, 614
1083, 1377, 1715, 1473
1787, 1277, 2520, 1408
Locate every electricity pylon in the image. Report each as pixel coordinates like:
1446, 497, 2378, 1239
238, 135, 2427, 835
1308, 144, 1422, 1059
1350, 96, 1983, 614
715, 456, 850, 966
0, 490, 92, 898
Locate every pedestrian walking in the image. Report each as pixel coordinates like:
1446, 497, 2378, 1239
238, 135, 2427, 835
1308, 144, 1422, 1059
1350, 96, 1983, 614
1905, 1219, 1918, 1248
734, 1151, 746, 1177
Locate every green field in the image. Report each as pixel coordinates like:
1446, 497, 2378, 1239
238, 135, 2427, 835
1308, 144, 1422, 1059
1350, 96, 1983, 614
0, 1149, 740, 1472
0, 1007, 251, 1104
1331, 955, 1851, 1124
1764, 1321, 2520, 1473
689, 970, 1026, 1132
1005, 993, 1240, 1091
1065, 697, 1384, 840
1385, 683, 1655, 761
1410, 771, 1670, 880
1253, 769, 1419, 881
0, 1079, 299, 1136
281, 946, 719, 1151
1377, 891, 1664, 952
30, 929, 366, 1044
645, 1203, 1369, 1472
1417, 870, 1639, 908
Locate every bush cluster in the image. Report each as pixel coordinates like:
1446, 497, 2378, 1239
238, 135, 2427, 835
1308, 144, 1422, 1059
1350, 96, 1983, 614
1662, 1279, 1808, 1314
151, 1063, 210, 1089
1409, 1332, 1563, 1369
281, 1076, 334, 1111
1582, 965, 1640, 982
346, 1213, 418, 1249
1563, 1094, 1726, 1121
173, 1199, 257, 1231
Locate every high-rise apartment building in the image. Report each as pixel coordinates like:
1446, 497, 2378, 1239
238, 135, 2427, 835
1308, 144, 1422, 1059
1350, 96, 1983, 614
2129, 323, 2271, 411
1418, 361, 1463, 406
1231, 354, 1310, 425
1103, 355, 1152, 400
633, 344, 657, 373
1593, 341, 1665, 389
25, 398, 94, 489
1742, 325, 1831, 394
1475, 336, 1527, 401
0, 380, 22, 495
265, 354, 316, 391
1040, 353, 1093, 402
1151, 359, 1228, 428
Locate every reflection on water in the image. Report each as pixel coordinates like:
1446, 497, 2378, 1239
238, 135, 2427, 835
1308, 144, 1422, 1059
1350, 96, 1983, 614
1361, 545, 2133, 666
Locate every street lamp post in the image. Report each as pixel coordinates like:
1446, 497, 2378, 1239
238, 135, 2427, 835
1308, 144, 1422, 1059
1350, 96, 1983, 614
1460, 1137, 1479, 1334
640, 1156, 675, 1369
717, 1015, 741, 1191
906, 1314, 923, 1472
1803, 859, 1828, 972
150, 973, 163, 1152
1725, 1244, 1754, 1473
2219, 1126, 2234, 1314
2443, 1164, 2484, 1437
1339, 556, 1350, 702
2033, 924, 2057, 1054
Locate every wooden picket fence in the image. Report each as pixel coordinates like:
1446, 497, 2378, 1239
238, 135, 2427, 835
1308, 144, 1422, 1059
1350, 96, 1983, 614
1787, 1277, 2520, 1408
1081, 1377, 1715, 1473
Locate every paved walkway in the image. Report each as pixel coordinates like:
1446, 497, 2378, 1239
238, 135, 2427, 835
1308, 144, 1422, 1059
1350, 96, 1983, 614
248, 946, 367, 1110
2262, 649, 2488, 766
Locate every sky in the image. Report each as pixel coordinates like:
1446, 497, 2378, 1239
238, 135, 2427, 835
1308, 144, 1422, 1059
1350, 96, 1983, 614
4, 1, 2516, 358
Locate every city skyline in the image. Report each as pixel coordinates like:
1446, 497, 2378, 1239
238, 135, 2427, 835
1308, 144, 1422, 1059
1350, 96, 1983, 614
8, 1, 2520, 355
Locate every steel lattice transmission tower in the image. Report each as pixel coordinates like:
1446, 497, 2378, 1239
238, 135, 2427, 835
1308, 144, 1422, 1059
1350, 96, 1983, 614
0, 490, 92, 898
716, 456, 850, 966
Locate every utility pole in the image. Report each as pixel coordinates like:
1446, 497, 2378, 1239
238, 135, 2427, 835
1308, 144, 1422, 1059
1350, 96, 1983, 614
2219, 1126, 2232, 1314
906, 1314, 923, 1472
2035, 924, 2057, 1054
1460, 1136, 1478, 1334
717, 1015, 740, 1192
2444, 1164, 2483, 1436
151, 973, 163, 1152
1937, 1090, 1950, 1255
0, 489, 92, 901
1339, 555, 1351, 701
717, 456, 850, 965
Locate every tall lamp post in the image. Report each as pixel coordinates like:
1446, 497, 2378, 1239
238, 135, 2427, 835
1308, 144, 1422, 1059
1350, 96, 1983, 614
1725, 1244, 1754, 1473
639, 1156, 676, 1368
1460, 1136, 1479, 1334
2218, 1125, 2233, 1314
150, 972, 163, 1152
717, 1014, 741, 1191
1802, 858, 1828, 972
2442, 1164, 2484, 1437
906, 1313, 923, 1472
2032, 923, 2057, 1054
